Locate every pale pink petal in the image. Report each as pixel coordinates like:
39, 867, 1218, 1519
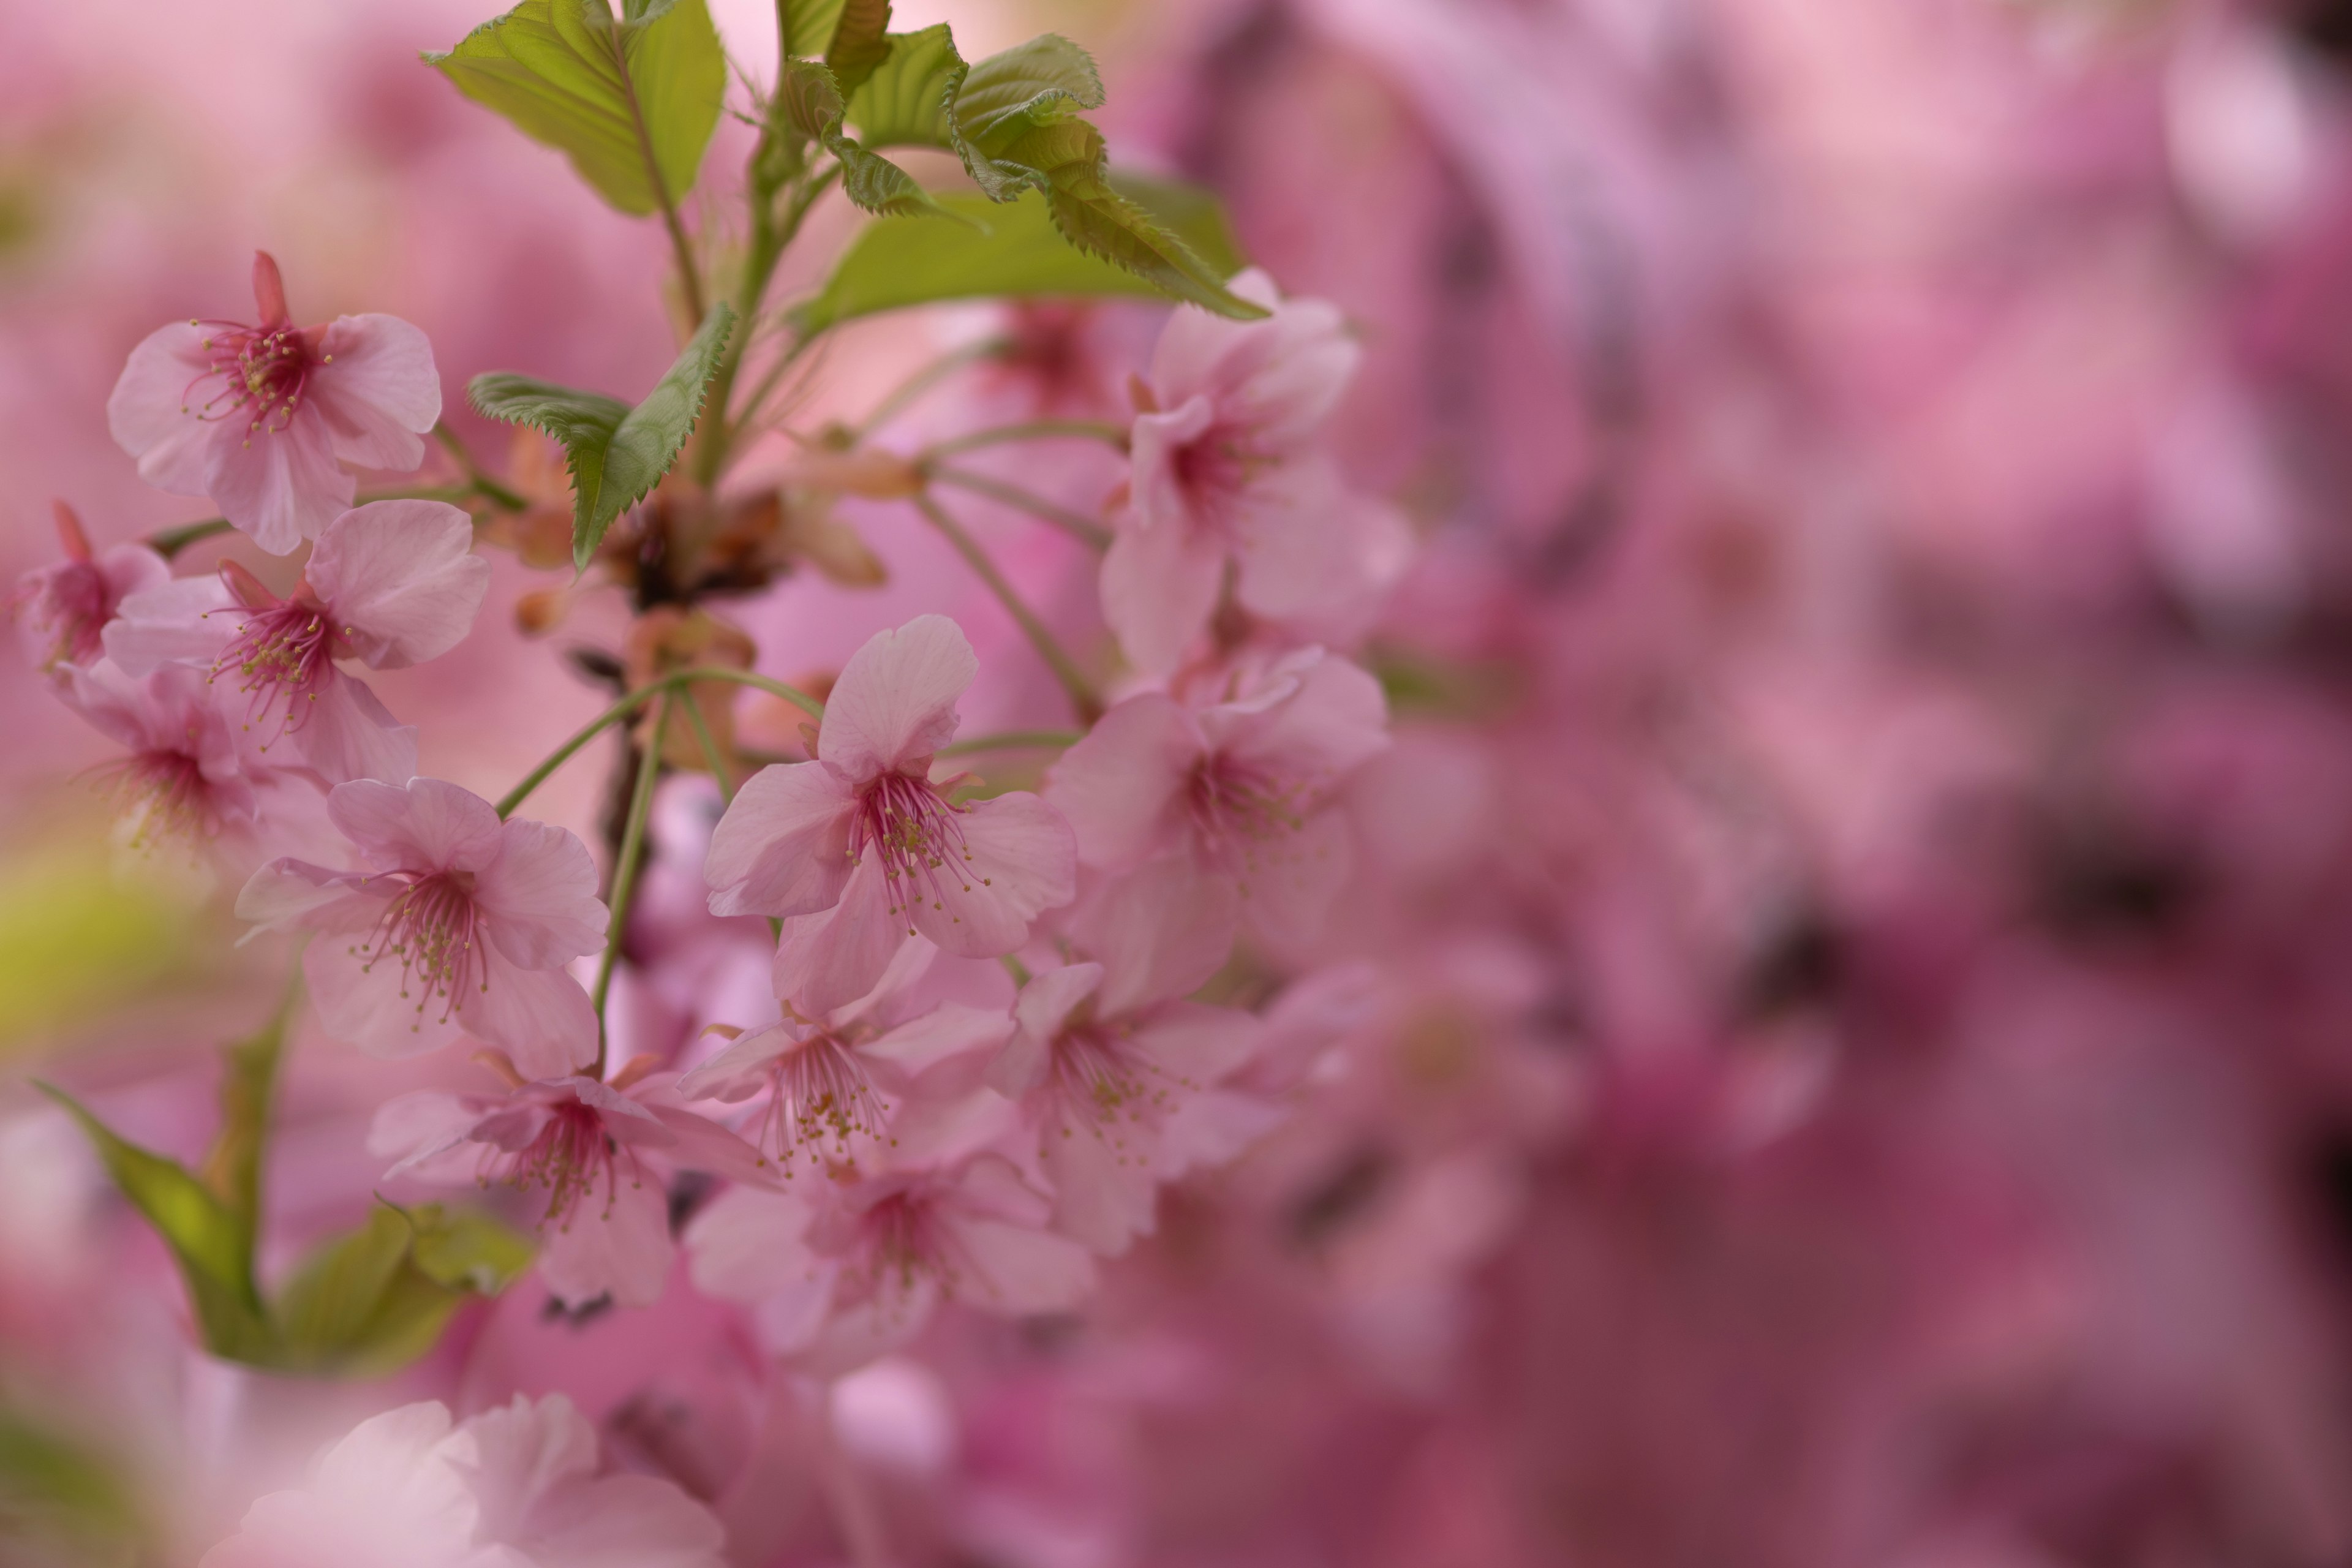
1229, 459, 1370, 622
309, 314, 442, 472
1149, 273, 1355, 449
449, 1393, 595, 1543
235, 857, 382, 935
280, 671, 418, 787
1044, 694, 1202, 870
858, 1003, 1014, 1090
816, 615, 978, 778
1075, 858, 1240, 1017
704, 761, 858, 918
942, 1213, 1096, 1314
642, 1104, 776, 1186
674, 1023, 801, 1104
1100, 502, 1227, 676
1039, 1108, 1160, 1256
684, 1186, 824, 1302
1158, 1088, 1287, 1179
102, 573, 236, 676
203, 410, 352, 556
477, 818, 606, 966
536, 1175, 672, 1310
773, 854, 909, 1016
466, 953, 599, 1080
514, 1474, 726, 1568
1130, 1000, 1267, 1087
802, 1275, 937, 1376
368, 1090, 493, 1175
1147, 270, 1283, 405
327, 776, 503, 873
1230, 804, 1352, 943
303, 933, 470, 1059
1209, 647, 1390, 786
107, 322, 221, 496
910, 791, 1076, 958
998, 962, 1104, 1093
304, 500, 489, 668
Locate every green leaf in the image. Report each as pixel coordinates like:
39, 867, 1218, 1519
843, 24, 963, 149
469, 302, 737, 568
824, 0, 894, 94
782, 0, 848, 59
953, 34, 1102, 154
195, 978, 298, 1265
39, 1085, 273, 1362
428, 0, 725, 217
778, 60, 960, 223
271, 1202, 533, 1378
0, 1409, 144, 1555
792, 173, 1251, 334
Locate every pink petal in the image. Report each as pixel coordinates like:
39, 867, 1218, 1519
102, 574, 236, 677
858, 1003, 1015, 1090
304, 500, 489, 669
466, 953, 599, 1080
1044, 694, 1202, 870
1126, 393, 1218, 540
282, 671, 418, 787
1076, 858, 1240, 1018
941, 1213, 1096, 1314
203, 409, 352, 556
1228, 458, 1368, 621
477, 818, 606, 967
772, 854, 910, 1016
1231, 803, 1353, 943
1039, 1108, 1160, 1256
908, 791, 1076, 959
309, 314, 442, 472
643, 1104, 777, 1186
1207, 647, 1390, 787
537, 1175, 673, 1310
235, 856, 382, 935
327, 776, 503, 873
106, 322, 219, 496
684, 1186, 823, 1302
367, 1090, 493, 1175
1099, 499, 1227, 676
816, 615, 977, 778
674, 1022, 800, 1104
448, 1393, 596, 1540
704, 760, 858, 918
303, 935, 470, 1059
513, 1474, 726, 1568
1129, 1000, 1267, 1087
1150, 271, 1355, 450
1158, 1087, 1287, 1178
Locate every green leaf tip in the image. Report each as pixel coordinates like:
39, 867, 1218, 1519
468, 301, 737, 571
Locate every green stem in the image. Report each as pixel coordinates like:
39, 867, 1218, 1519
590, 693, 671, 1078
919, 420, 1129, 461
433, 421, 529, 511
909, 493, 1104, 726
680, 695, 737, 805
937, 729, 1082, 758
146, 478, 522, 560
148, 518, 235, 559
494, 666, 826, 820
926, 466, 1112, 551
712, 168, 842, 465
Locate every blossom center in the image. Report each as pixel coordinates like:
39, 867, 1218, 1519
485, 1101, 635, 1232
1169, 427, 1268, 534
1047, 1021, 1189, 1167
758, 1030, 892, 1171
183, 320, 319, 441
850, 771, 982, 935
350, 869, 488, 1031
215, 598, 346, 742
99, 747, 214, 847
1186, 754, 1305, 858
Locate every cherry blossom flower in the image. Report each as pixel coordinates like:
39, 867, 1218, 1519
686, 1152, 1094, 1374
10, 502, 166, 673
371, 1056, 772, 1310
676, 983, 1013, 1174
989, 861, 1283, 1254
200, 1394, 725, 1568
238, 776, 605, 1077
704, 615, 1077, 1014
1046, 646, 1389, 944
1102, 268, 1404, 673
61, 658, 275, 851
108, 251, 441, 555
107, 497, 484, 785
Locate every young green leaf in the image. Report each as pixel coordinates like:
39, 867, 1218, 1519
469, 302, 737, 568
782, 0, 850, 59
1007, 121, 1262, 319
38, 1085, 274, 1362
952, 35, 1102, 154
270, 1202, 530, 1377
791, 174, 1251, 334
843, 24, 963, 149
779, 60, 960, 223
428, 0, 724, 218
824, 0, 894, 94
195, 978, 298, 1265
